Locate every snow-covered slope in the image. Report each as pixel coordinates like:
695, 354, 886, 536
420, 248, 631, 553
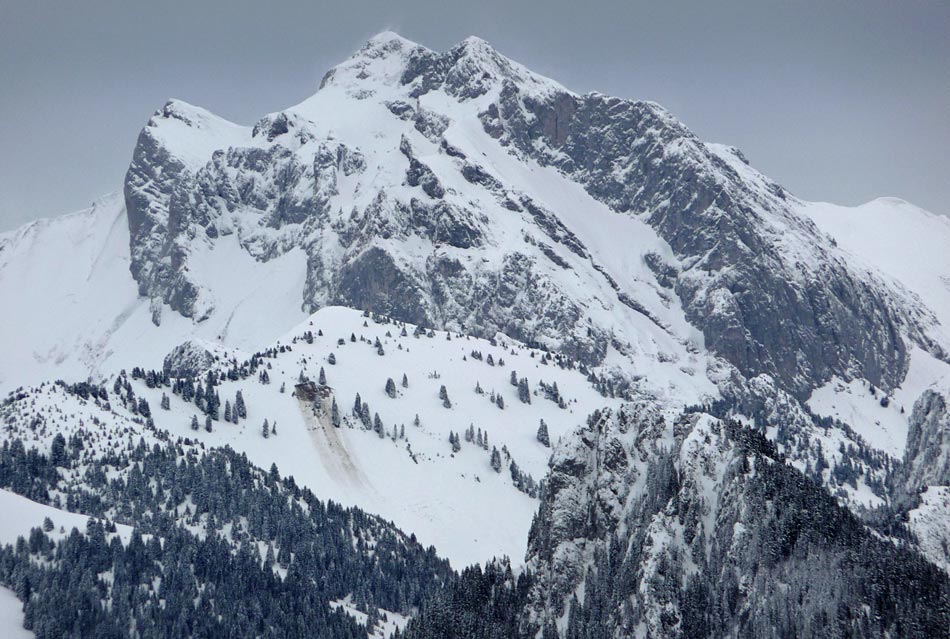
1, 305, 627, 567
801, 198, 950, 456
126, 307, 626, 567
0, 587, 32, 639
0, 192, 308, 394
801, 197, 950, 333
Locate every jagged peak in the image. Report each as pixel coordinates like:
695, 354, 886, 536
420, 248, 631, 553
140, 98, 250, 170
443, 35, 568, 98
150, 99, 235, 129
366, 30, 422, 50
315, 31, 567, 100
319, 30, 431, 90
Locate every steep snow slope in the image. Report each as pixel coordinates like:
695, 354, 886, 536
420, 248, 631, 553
0, 488, 134, 547
0, 587, 32, 639
802, 197, 950, 331
802, 198, 950, 455
0, 192, 308, 393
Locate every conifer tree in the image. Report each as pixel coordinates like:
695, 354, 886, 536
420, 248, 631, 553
439, 385, 451, 408
537, 419, 550, 447
518, 377, 531, 404
490, 447, 502, 473
401, 373, 409, 388
361, 401, 372, 428
235, 390, 247, 419
386, 378, 397, 398
191, 415, 199, 431
331, 398, 341, 427
205, 415, 213, 433
319, 367, 327, 385
262, 419, 270, 439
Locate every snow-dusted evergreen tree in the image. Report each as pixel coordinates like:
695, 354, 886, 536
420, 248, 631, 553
402, 373, 409, 388
537, 419, 550, 447
51, 433, 67, 466
319, 367, 327, 385
235, 390, 247, 419
413, 414, 421, 428
518, 377, 531, 404
510, 370, 518, 386
385, 378, 397, 398
205, 415, 213, 433
439, 385, 452, 408
490, 447, 502, 473
353, 393, 362, 415
262, 419, 270, 438
496, 394, 505, 410
224, 400, 232, 423
190, 415, 199, 431
374, 413, 384, 438
331, 398, 341, 427
328, 352, 337, 365
361, 401, 372, 428
160, 393, 170, 411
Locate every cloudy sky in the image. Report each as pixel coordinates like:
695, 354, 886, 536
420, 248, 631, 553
1, 0, 947, 230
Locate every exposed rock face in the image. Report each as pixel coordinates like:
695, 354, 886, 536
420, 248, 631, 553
473, 84, 934, 398
515, 407, 950, 639
903, 390, 950, 492
123, 32, 940, 400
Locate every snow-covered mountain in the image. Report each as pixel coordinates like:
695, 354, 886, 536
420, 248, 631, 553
2, 31, 950, 638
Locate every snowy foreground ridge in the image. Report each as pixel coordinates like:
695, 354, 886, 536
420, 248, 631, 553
2, 31, 950, 638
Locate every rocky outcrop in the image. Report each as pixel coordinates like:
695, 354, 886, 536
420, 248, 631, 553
903, 390, 950, 492
470, 83, 937, 398
515, 407, 950, 639
162, 340, 215, 378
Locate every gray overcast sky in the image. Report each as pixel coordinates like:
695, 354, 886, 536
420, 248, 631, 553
1, 0, 947, 231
